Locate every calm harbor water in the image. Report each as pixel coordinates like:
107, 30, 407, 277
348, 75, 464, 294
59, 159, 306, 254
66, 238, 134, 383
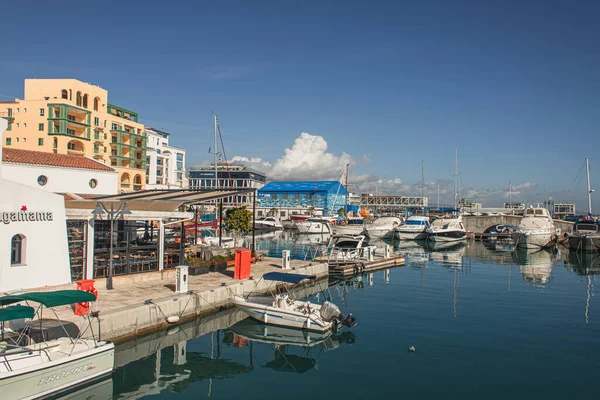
63, 239, 600, 400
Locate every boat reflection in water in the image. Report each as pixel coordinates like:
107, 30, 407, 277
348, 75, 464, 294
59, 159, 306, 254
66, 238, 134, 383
228, 317, 355, 374
51, 377, 113, 400
512, 247, 558, 285
426, 241, 467, 267
566, 251, 600, 276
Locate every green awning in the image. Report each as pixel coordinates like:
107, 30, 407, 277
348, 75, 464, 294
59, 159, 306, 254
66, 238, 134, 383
0, 305, 35, 322
0, 290, 97, 308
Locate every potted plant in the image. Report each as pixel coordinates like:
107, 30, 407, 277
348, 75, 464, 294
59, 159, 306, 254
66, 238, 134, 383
210, 255, 228, 273
226, 250, 235, 267
189, 258, 210, 275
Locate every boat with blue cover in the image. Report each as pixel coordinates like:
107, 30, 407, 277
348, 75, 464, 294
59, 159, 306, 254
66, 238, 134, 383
231, 272, 357, 332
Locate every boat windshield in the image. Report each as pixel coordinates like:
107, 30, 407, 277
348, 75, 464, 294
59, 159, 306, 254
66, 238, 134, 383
405, 220, 427, 226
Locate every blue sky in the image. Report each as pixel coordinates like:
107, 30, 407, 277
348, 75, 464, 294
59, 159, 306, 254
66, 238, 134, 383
1, 0, 599, 209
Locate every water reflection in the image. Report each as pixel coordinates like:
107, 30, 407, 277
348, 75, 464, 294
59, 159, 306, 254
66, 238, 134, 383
566, 251, 600, 275
228, 318, 355, 374
511, 248, 557, 284
51, 377, 114, 400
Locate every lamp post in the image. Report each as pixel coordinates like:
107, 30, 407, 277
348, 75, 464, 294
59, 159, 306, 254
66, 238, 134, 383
93, 201, 131, 290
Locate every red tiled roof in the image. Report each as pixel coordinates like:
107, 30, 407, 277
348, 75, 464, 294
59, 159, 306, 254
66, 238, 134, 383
2, 148, 115, 172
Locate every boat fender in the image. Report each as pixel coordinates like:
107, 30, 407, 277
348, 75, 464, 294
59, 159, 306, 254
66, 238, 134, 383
408, 346, 416, 353
166, 315, 180, 324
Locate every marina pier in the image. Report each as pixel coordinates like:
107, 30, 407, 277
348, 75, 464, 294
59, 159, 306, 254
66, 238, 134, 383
22, 258, 328, 343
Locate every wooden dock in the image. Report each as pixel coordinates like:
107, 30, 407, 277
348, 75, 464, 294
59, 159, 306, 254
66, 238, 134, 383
326, 254, 405, 277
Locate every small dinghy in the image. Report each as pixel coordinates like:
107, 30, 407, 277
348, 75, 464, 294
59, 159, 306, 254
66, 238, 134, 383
231, 272, 357, 332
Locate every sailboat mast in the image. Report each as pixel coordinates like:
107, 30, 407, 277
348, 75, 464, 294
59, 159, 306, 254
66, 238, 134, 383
586, 158, 592, 215
437, 184, 440, 208
421, 160, 425, 207
454, 148, 458, 210
509, 181, 513, 215
345, 163, 349, 223
213, 113, 218, 189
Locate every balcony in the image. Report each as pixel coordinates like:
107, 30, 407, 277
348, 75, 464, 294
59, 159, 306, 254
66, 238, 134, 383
50, 123, 90, 141
48, 104, 90, 127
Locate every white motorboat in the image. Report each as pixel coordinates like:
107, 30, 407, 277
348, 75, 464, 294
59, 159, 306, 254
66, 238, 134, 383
0, 291, 115, 400
254, 217, 283, 231
296, 218, 332, 235
395, 215, 430, 240
512, 207, 557, 249
230, 317, 333, 347
332, 217, 365, 235
426, 215, 467, 242
327, 234, 367, 266
231, 272, 356, 332
363, 217, 402, 239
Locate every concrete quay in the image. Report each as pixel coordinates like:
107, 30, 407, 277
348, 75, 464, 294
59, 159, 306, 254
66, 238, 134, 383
6, 258, 328, 343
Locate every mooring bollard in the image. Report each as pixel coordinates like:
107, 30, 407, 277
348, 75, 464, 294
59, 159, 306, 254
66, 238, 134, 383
282, 250, 291, 269
384, 245, 391, 258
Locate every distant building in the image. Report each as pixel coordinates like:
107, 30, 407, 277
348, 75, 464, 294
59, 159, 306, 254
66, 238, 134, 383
460, 198, 482, 209
258, 181, 347, 216
504, 202, 526, 210
360, 194, 428, 215
554, 203, 576, 219
145, 127, 187, 189
188, 164, 266, 206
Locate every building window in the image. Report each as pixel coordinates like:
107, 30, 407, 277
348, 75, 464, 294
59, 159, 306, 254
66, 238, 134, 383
89, 179, 98, 188
83, 94, 88, 109
38, 123, 44, 131
23, 123, 27, 128
67, 142, 76, 150
16, 123, 19, 128
39, 108, 45, 116
38, 138, 44, 146
94, 97, 100, 111
283, 194, 288, 199
24, 108, 27, 113
5, 137, 11, 145
61, 89, 68, 99
76, 91, 82, 106
271, 194, 277, 199
11, 234, 26, 265
94, 117, 99, 126
37, 175, 48, 186
7, 108, 12, 116
16, 108, 19, 113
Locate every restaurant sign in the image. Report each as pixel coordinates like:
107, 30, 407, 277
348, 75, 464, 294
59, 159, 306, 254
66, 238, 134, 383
1, 205, 53, 225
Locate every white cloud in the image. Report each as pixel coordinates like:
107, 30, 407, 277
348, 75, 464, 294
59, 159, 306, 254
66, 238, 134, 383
233, 133, 355, 181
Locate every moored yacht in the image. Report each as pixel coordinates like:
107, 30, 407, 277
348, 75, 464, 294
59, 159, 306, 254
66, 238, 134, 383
511, 207, 557, 249
567, 217, 600, 252
395, 215, 430, 240
426, 215, 467, 242
254, 217, 283, 231
332, 217, 365, 236
296, 218, 332, 235
363, 217, 402, 239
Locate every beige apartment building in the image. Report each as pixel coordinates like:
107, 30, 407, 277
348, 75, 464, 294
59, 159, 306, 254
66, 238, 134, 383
0, 79, 147, 191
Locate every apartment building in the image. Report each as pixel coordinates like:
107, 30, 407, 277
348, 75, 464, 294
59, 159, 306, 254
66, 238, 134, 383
0, 79, 147, 192
145, 127, 187, 189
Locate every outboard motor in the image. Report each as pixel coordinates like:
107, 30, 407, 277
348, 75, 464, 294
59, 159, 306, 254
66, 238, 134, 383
320, 301, 357, 328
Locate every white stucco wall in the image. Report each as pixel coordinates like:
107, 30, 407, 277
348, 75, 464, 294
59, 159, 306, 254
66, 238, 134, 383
1, 163, 118, 195
0, 178, 71, 292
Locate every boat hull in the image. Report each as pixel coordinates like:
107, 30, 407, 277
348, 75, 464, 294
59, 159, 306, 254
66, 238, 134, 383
296, 223, 331, 235
512, 232, 555, 249
333, 225, 364, 235
232, 298, 331, 332
0, 343, 114, 400
396, 229, 427, 241
568, 235, 600, 252
364, 227, 395, 239
427, 230, 467, 242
